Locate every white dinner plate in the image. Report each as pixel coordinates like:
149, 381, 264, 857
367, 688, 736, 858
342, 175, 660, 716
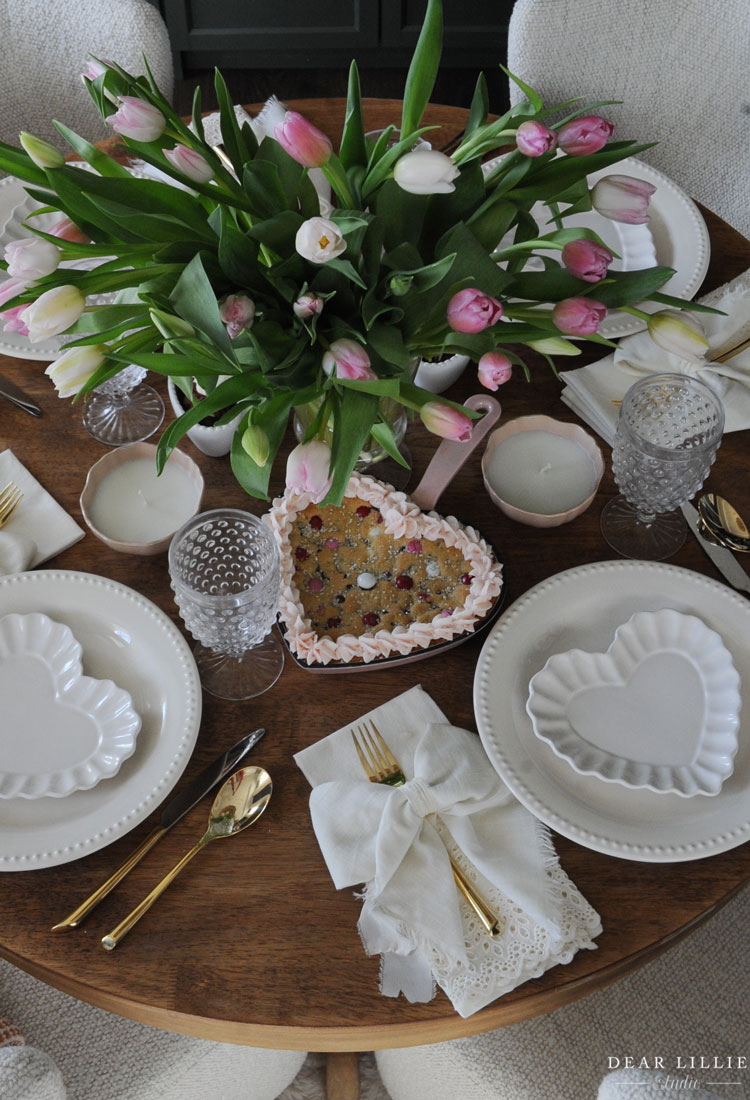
486, 154, 710, 340
473, 560, 750, 862
0, 168, 145, 361
0, 570, 202, 869
582, 157, 710, 338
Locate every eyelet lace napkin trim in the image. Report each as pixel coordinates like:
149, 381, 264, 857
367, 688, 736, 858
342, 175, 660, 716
427, 826, 602, 1017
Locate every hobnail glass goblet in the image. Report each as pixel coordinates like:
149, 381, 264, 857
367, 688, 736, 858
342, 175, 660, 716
82, 363, 165, 447
168, 508, 284, 700
601, 373, 725, 560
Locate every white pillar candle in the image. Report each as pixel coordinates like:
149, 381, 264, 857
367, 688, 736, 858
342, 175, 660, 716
88, 457, 201, 543
485, 429, 598, 515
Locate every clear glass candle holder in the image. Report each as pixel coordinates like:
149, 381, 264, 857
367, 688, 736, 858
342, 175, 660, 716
601, 373, 725, 560
82, 364, 165, 447
169, 509, 284, 700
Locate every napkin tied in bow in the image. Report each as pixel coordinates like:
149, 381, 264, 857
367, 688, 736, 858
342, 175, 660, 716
561, 267, 750, 440
310, 720, 565, 1001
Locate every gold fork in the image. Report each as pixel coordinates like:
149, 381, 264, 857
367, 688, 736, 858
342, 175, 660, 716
0, 482, 23, 528
351, 720, 504, 938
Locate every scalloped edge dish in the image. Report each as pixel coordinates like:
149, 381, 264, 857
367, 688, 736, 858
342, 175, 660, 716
0, 612, 142, 798
0, 570, 201, 868
473, 560, 750, 862
526, 609, 741, 796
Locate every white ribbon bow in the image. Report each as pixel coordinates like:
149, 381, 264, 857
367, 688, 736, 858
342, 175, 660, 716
310, 723, 561, 1001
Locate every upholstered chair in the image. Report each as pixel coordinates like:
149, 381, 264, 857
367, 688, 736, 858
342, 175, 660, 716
505, 0, 750, 240
0, 957, 307, 1100
0, 0, 174, 148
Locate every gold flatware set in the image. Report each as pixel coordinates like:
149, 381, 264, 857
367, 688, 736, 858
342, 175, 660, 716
0, 481, 23, 528
351, 719, 505, 938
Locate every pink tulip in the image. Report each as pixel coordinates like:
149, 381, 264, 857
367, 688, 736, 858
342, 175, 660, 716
477, 351, 512, 390
164, 144, 214, 183
219, 293, 255, 339
5, 238, 60, 281
446, 288, 504, 334
557, 115, 614, 156
286, 440, 333, 503
49, 217, 90, 244
561, 239, 613, 282
591, 174, 656, 225
293, 292, 324, 319
515, 120, 557, 157
0, 306, 29, 335
322, 338, 376, 380
419, 401, 473, 441
107, 97, 166, 142
552, 297, 608, 336
82, 57, 112, 81
0, 278, 30, 309
274, 111, 332, 168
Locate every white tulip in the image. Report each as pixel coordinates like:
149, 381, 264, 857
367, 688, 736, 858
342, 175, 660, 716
647, 309, 709, 362
393, 149, 460, 195
295, 217, 346, 264
5, 238, 60, 281
21, 285, 85, 343
45, 344, 106, 398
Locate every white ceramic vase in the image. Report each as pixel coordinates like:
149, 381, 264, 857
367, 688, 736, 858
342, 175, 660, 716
413, 353, 470, 394
167, 377, 243, 458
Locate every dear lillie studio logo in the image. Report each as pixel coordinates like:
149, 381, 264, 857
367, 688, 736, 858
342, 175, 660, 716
606, 1054, 748, 1091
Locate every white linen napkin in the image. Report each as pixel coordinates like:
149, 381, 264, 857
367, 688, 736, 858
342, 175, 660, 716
561, 267, 750, 441
0, 449, 84, 573
295, 685, 601, 1018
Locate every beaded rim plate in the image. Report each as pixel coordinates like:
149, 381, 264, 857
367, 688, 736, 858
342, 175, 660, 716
484, 155, 710, 340
474, 560, 750, 862
0, 571, 201, 869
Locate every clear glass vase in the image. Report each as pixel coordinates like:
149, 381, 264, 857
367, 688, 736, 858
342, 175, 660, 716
292, 395, 408, 470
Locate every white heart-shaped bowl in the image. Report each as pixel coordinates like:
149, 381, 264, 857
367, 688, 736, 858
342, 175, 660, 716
525, 609, 741, 796
0, 612, 141, 798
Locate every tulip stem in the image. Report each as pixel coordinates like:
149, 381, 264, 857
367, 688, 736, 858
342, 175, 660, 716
621, 305, 651, 321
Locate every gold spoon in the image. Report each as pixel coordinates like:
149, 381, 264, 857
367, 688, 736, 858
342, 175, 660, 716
697, 493, 750, 553
101, 766, 272, 950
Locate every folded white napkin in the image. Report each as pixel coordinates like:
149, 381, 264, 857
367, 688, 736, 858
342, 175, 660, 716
295, 685, 601, 1017
561, 267, 750, 442
0, 449, 84, 574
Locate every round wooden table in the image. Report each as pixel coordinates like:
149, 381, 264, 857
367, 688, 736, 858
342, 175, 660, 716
0, 101, 748, 1063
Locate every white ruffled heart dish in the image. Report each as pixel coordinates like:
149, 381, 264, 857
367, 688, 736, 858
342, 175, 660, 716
526, 609, 741, 797
0, 612, 141, 798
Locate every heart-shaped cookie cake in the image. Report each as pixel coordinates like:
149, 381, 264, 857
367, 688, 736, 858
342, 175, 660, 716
266, 474, 503, 665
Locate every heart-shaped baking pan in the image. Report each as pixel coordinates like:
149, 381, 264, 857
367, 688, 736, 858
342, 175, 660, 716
268, 395, 506, 672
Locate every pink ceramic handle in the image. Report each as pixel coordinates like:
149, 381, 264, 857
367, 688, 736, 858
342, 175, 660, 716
410, 394, 501, 512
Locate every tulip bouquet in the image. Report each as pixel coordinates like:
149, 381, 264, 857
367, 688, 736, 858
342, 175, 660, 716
0, 0, 712, 503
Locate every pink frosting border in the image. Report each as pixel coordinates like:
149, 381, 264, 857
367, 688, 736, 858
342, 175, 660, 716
265, 474, 503, 666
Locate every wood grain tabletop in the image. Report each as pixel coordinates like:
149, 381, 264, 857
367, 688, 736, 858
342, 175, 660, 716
0, 100, 747, 1052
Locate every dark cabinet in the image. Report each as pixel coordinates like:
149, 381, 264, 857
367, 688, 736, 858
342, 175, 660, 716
157, 1, 514, 75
